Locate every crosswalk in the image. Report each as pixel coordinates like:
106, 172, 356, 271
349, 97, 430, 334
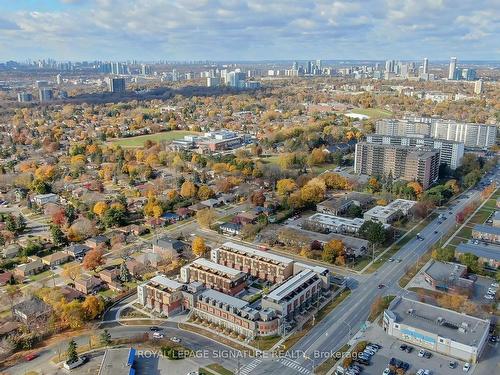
278, 358, 311, 374
239, 359, 262, 375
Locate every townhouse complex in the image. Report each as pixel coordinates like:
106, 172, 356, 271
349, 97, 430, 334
376, 117, 497, 149
354, 142, 440, 189
137, 242, 334, 339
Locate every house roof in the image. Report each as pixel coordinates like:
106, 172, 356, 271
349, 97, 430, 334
42, 251, 69, 263
456, 242, 500, 261
473, 224, 500, 236
13, 297, 51, 316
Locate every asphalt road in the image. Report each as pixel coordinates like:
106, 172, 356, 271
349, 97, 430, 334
251, 172, 496, 375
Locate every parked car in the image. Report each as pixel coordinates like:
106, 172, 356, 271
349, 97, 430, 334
463, 363, 471, 372
25, 353, 39, 361
399, 344, 407, 351
152, 332, 164, 339
405, 346, 413, 353
170, 336, 181, 343
418, 349, 425, 357
382, 369, 391, 375
149, 326, 162, 331
449, 361, 457, 369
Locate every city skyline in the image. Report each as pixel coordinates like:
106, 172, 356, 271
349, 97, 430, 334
0, 0, 499, 61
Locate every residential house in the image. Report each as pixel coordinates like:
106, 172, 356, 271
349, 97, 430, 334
0, 321, 21, 339
14, 258, 45, 278
64, 243, 91, 258
75, 275, 104, 294
2, 244, 21, 259
33, 193, 59, 206
126, 259, 146, 278
41, 251, 71, 267
152, 236, 186, 258
219, 222, 242, 236
233, 211, 259, 225
162, 212, 181, 223
472, 224, 500, 244
99, 268, 119, 284
13, 297, 52, 327
0, 271, 13, 286
85, 235, 109, 249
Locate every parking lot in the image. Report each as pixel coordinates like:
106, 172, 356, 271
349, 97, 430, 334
353, 325, 476, 375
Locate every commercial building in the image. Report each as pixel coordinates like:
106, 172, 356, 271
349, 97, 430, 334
262, 269, 323, 320
474, 80, 483, 95
365, 134, 464, 169
448, 57, 457, 80
108, 77, 126, 93
383, 296, 489, 363
98, 347, 136, 375
211, 242, 294, 284
422, 260, 474, 296
376, 118, 497, 149
456, 242, 500, 269
137, 275, 185, 317
354, 143, 440, 189
193, 288, 279, 338
471, 224, 500, 244
363, 199, 417, 224
304, 213, 366, 234
180, 258, 247, 296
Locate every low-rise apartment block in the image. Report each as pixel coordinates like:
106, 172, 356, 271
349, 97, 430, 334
383, 296, 489, 363
456, 242, 500, 269
180, 258, 247, 296
137, 275, 185, 317
354, 142, 440, 189
363, 199, 417, 224
304, 213, 368, 234
471, 224, 500, 244
316, 192, 374, 216
210, 242, 294, 283
193, 288, 279, 338
262, 268, 323, 320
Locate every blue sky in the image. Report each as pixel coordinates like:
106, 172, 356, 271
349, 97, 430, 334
0, 0, 498, 61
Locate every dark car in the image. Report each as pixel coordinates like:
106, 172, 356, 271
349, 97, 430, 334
449, 361, 457, 369
149, 326, 162, 331
423, 351, 432, 359
356, 358, 370, 366
369, 343, 382, 349
400, 362, 410, 371
378, 284, 385, 289
405, 346, 413, 353
399, 344, 407, 351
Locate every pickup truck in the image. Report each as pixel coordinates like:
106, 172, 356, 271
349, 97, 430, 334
63, 356, 87, 370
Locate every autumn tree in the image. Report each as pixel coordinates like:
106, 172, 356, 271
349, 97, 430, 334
180, 181, 197, 198
82, 295, 105, 320
196, 208, 216, 229
249, 190, 266, 206
197, 185, 215, 200
192, 236, 207, 256
322, 239, 345, 264
82, 248, 105, 271
93, 201, 108, 217
276, 178, 297, 197
300, 178, 326, 205
62, 263, 82, 282
431, 247, 455, 262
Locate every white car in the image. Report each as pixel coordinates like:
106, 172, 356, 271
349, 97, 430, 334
418, 349, 425, 357
484, 294, 495, 300
382, 368, 391, 375
152, 332, 164, 339
463, 362, 471, 372
416, 370, 425, 375
170, 336, 181, 343
491, 283, 499, 288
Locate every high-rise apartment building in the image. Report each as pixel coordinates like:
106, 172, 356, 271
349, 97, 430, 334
354, 143, 440, 189
449, 57, 457, 80
376, 118, 497, 149
39, 88, 53, 102
423, 58, 429, 74
108, 78, 126, 93
206, 76, 221, 87
365, 134, 464, 170
474, 79, 483, 95
17, 92, 33, 103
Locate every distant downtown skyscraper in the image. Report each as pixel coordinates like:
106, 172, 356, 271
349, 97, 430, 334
448, 57, 457, 80
423, 58, 429, 74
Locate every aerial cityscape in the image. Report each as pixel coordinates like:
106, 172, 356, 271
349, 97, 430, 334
0, 1, 499, 375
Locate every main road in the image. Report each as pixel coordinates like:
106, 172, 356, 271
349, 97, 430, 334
250, 171, 497, 375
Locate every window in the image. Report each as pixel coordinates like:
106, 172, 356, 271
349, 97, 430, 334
439, 338, 445, 343
394, 323, 400, 329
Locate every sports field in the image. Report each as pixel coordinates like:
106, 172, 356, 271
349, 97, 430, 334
109, 130, 199, 147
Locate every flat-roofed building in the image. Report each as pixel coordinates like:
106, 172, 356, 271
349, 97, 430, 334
472, 224, 500, 244
354, 142, 440, 189
456, 242, 500, 269
180, 258, 247, 295
262, 269, 323, 320
422, 260, 474, 296
211, 242, 294, 283
383, 296, 489, 363
316, 192, 374, 216
366, 134, 464, 169
137, 275, 185, 317
98, 347, 136, 375
193, 288, 279, 338
363, 199, 417, 224
303, 213, 367, 234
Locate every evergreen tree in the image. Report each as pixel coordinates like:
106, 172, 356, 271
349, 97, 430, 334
100, 329, 112, 346
67, 339, 78, 363
119, 262, 131, 282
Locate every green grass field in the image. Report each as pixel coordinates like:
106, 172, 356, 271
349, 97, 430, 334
349, 107, 393, 119
109, 130, 199, 148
